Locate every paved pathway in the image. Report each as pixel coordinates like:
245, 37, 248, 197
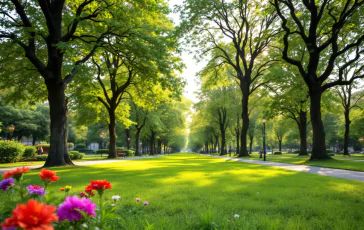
0, 155, 160, 175
211, 155, 364, 182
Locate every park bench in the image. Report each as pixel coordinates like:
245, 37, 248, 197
117, 150, 127, 158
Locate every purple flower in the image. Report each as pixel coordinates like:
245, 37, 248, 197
26, 185, 47, 196
136, 198, 141, 202
57, 195, 97, 221
0, 178, 15, 191
143, 201, 149, 206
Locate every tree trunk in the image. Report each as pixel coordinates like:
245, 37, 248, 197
219, 127, 226, 156
135, 129, 141, 156
249, 136, 253, 154
44, 82, 73, 167
278, 139, 282, 152
236, 129, 240, 155
157, 139, 162, 154
309, 86, 329, 160
298, 110, 308, 156
107, 109, 117, 158
239, 89, 249, 157
343, 109, 351, 156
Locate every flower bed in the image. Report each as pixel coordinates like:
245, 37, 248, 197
0, 167, 149, 229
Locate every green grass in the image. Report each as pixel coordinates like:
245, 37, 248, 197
1, 153, 364, 229
0, 155, 116, 168
244, 152, 364, 172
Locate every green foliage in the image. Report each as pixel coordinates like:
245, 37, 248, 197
0, 141, 25, 163
96, 149, 109, 155
69, 151, 85, 160
36, 143, 50, 148
23, 146, 36, 158
125, 150, 135, 157
273, 151, 282, 155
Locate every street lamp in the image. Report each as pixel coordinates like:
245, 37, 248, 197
359, 137, 364, 152
8, 124, 15, 140
262, 118, 267, 161
127, 137, 130, 150
99, 132, 104, 157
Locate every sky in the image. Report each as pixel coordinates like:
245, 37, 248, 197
168, 0, 204, 103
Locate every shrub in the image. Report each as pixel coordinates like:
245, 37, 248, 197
0, 141, 25, 163
274, 151, 282, 155
23, 146, 37, 158
67, 143, 74, 148
96, 149, 109, 155
75, 143, 86, 149
328, 153, 335, 156
326, 149, 333, 153
35, 155, 48, 161
36, 143, 50, 148
125, 150, 135, 156
69, 151, 85, 160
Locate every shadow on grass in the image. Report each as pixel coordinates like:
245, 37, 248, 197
2, 153, 364, 229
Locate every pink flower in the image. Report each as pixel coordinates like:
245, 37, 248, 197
26, 185, 47, 196
57, 196, 96, 221
143, 201, 149, 206
136, 198, 141, 202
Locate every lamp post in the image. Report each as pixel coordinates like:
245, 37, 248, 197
99, 132, 104, 157
359, 137, 364, 152
127, 137, 130, 150
8, 124, 15, 141
262, 118, 267, 161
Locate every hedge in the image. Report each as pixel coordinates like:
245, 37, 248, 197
0, 141, 25, 163
274, 151, 282, 155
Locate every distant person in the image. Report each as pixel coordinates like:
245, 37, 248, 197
37, 146, 43, 155
259, 148, 263, 158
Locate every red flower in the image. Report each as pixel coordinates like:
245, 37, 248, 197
86, 180, 112, 196
3, 167, 30, 181
39, 168, 59, 184
84, 185, 95, 197
59, 188, 65, 191
1, 199, 58, 230
79, 192, 88, 198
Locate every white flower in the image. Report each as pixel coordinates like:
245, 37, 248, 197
234, 214, 240, 219
111, 204, 116, 207
112, 195, 121, 201
81, 223, 88, 228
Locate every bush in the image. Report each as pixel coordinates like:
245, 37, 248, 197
36, 143, 50, 148
75, 143, 86, 149
96, 149, 109, 155
23, 146, 37, 158
0, 141, 25, 163
69, 151, 85, 160
326, 149, 333, 153
328, 153, 335, 156
125, 150, 135, 157
274, 151, 282, 155
35, 155, 48, 161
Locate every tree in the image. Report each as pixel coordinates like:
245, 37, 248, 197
273, 0, 364, 160
0, 0, 120, 166
179, 0, 279, 157
335, 85, 364, 155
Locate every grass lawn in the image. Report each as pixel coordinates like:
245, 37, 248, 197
1, 153, 364, 229
238, 152, 364, 172
0, 155, 113, 168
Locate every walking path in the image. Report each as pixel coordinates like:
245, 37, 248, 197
0, 155, 160, 175
211, 155, 364, 182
